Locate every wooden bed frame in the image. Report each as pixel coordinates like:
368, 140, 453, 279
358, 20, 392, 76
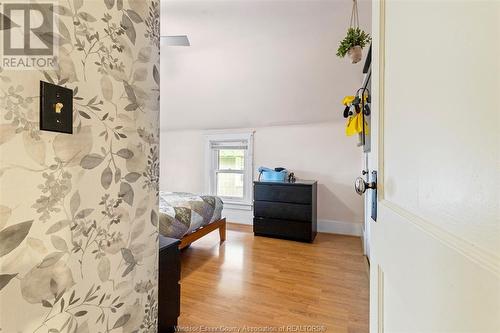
178, 218, 226, 250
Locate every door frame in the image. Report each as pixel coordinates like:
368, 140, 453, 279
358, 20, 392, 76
369, 1, 385, 330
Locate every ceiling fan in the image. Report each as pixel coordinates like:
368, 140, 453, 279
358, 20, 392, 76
161, 35, 190, 46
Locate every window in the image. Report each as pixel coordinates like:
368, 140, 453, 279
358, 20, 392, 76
204, 132, 254, 207
216, 149, 245, 198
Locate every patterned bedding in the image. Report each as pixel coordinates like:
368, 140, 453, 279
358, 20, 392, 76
159, 191, 224, 239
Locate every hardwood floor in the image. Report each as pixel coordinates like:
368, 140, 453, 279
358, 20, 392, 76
178, 223, 369, 333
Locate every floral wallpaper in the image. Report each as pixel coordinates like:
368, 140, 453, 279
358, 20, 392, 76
0, 0, 160, 332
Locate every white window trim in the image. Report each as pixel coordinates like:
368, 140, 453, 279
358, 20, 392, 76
204, 131, 254, 208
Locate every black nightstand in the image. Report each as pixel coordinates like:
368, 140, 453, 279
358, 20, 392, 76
158, 236, 181, 333
253, 180, 317, 242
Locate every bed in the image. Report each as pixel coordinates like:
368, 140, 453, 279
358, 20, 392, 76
159, 191, 226, 249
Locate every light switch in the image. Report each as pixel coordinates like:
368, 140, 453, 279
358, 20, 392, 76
40, 81, 73, 134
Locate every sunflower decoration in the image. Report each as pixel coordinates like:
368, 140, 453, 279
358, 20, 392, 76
342, 93, 370, 136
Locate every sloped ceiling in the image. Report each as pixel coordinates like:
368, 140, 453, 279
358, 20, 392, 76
161, 0, 371, 131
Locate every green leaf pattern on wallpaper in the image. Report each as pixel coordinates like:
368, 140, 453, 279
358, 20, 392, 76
0, 0, 160, 332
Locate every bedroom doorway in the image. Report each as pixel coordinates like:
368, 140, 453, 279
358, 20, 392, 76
159, 0, 372, 331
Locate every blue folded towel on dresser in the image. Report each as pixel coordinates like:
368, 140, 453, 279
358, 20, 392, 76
258, 167, 288, 182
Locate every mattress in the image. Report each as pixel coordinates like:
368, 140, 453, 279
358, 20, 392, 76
159, 191, 224, 239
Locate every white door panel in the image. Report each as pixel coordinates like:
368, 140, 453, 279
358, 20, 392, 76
374, 204, 500, 332
370, 1, 500, 332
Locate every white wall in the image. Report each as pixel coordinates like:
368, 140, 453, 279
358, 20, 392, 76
160, 122, 364, 233
161, 0, 371, 131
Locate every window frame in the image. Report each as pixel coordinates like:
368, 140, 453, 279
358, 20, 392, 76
204, 132, 254, 209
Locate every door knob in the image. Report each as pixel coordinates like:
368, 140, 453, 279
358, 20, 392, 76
355, 176, 376, 195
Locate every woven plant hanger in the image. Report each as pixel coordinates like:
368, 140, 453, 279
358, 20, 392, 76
349, 0, 360, 29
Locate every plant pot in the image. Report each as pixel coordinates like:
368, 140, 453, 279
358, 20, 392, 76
348, 45, 363, 64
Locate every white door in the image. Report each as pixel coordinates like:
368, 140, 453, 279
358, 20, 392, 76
369, 1, 500, 332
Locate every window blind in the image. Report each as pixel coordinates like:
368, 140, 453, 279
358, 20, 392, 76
210, 140, 248, 150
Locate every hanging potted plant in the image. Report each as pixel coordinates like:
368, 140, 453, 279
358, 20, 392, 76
337, 27, 371, 64
336, 0, 371, 64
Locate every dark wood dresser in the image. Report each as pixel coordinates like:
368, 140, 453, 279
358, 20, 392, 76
253, 180, 317, 242
158, 236, 181, 333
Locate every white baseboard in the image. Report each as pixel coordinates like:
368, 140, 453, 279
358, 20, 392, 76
223, 207, 363, 237
318, 219, 363, 237
223, 208, 253, 225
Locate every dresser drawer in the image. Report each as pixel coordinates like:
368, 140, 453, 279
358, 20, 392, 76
159, 238, 180, 281
159, 283, 180, 331
254, 183, 312, 204
254, 201, 311, 222
254, 217, 312, 242
158, 236, 181, 332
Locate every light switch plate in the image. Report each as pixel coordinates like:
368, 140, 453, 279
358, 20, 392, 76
40, 81, 73, 134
